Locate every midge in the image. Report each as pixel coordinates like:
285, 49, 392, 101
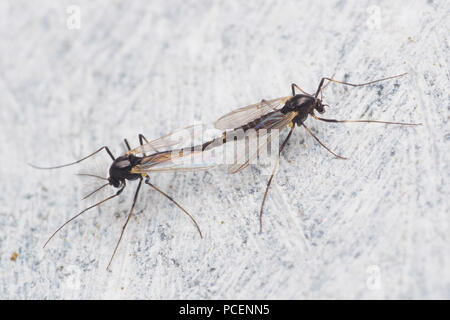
206, 73, 421, 232
31, 128, 211, 269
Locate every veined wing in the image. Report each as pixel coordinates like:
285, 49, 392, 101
131, 163, 215, 174
226, 111, 297, 173
214, 96, 291, 130
131, 148, 217, 174
131, 111, 297, 175
127, 124, 205, 156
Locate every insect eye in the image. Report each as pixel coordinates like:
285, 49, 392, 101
108, 177, 120, 188
316, 103, 325, 114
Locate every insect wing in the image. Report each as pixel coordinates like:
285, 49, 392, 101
127, 124, 205, 156
214, 97, 291, 130
225, 111, 296, 173
131, 147, 217, 174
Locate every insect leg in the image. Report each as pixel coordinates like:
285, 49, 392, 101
144, 178, 202, 239
138, 134, 150, 156
314, 73, 408, 98
259, 125, 295, 233
107, 178, 142, 270
291, 83, 309, 96
319, 73, 336, 101
312, 114, 422, 126
139, 134, 150, 145
302, 124, 347, 159
124, 139, 131, 151
43, 183, 125, 249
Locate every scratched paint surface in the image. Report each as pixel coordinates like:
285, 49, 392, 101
0, 0, 448, 299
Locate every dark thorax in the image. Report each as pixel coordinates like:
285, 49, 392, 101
280, 94, 324, 126
108, 154, 143, 187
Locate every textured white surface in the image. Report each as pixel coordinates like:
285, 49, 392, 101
0, 0, 449, 299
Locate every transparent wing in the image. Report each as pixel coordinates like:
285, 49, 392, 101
226, 129, 279, 174
225, 111, 296, 173
131, 163, 215, 173
127, 124, 205, 156
131, 111, 296, 175
214, 97, 291, 130
131, 148, 217, 174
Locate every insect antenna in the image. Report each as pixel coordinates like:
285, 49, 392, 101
43, 191, 121, 248
29, 146, 115, 170
77, 173, 108, 181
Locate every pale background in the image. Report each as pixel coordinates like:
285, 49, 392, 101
0, 0, 448, 299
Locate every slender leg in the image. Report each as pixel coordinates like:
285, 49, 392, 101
302, 124, 347, 159
107, 178, 143, 270
29, 146, 115, 169
105, 147, 116, 161
259, 125, 294, 233
139, 134, 150, 145
320, 73, 336, 101
124, 139, 131, 151
311, 114, 422, 126
292, 73, 334, 97
43, 183, 125, 248
145, 178, 203, 239
321, 72, 336, 91
314, 73, 408, 98
138, 134, 150, 156
291, 83, 309, 96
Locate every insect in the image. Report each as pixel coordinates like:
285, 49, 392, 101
31, 127, 213, 269
202, 73, 421, 232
